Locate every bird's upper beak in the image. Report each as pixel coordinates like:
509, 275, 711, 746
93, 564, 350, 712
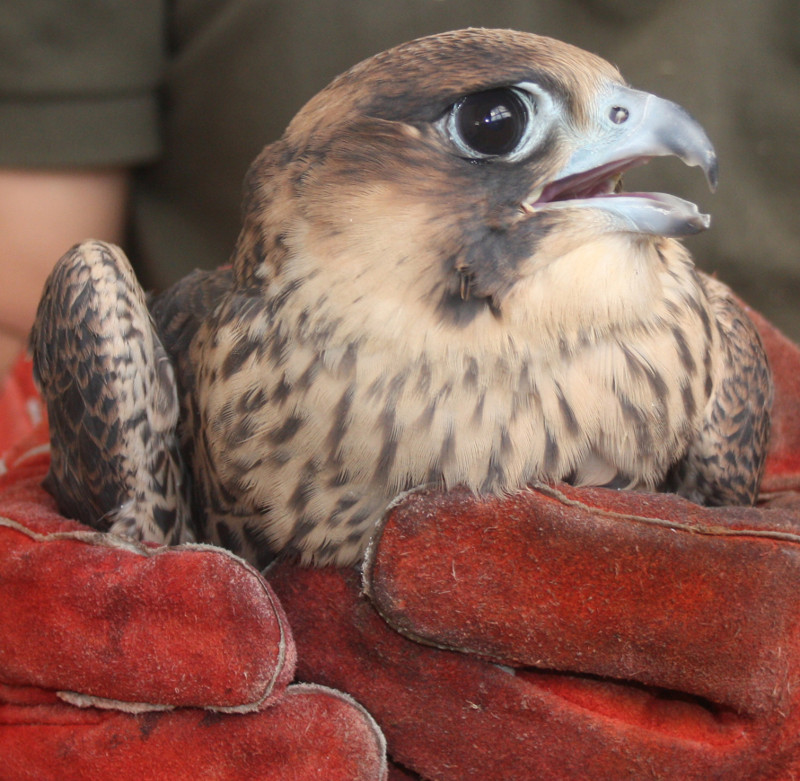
525, 85, 719, 237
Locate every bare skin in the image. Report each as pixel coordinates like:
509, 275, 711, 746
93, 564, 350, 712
0, 168, 129, 377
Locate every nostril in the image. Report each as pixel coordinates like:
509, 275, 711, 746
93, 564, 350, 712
609, 105, 629, 124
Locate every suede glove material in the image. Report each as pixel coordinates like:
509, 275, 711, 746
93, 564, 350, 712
1, 304, 798, 779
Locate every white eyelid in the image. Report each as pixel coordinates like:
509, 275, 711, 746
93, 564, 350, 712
514, 81, 554, 113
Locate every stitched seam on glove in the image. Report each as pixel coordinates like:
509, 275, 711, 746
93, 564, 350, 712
530, 482, 800, 543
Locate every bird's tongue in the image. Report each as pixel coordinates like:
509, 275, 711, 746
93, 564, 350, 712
528, 158, 710, 238
536, 157, 642, 204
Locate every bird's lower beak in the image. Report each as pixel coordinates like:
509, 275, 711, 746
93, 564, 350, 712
525, 85, 719, 237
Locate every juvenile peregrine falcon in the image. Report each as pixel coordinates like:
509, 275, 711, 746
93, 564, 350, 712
31, 29, 772, 566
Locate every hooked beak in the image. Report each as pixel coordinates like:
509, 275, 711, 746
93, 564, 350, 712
525, 85, 719, 237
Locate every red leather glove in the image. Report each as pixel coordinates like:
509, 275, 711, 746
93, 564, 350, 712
0, 356, 43, 453
0, 425, 387, 780
268, 311, 800, 781
4, 304, 799, 780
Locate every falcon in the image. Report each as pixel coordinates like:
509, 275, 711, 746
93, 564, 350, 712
30, 28, 773, 567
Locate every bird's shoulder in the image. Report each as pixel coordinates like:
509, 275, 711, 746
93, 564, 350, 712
669, 271, 773, 505
150, 266, 235, 365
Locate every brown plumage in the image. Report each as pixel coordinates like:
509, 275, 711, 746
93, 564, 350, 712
31, 29, 772, 566
30, 241, 192, 545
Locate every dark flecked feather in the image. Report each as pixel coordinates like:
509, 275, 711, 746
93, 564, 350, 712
30, 241, 192, 544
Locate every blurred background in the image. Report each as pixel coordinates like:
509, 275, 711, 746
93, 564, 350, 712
1, 0, 798, 378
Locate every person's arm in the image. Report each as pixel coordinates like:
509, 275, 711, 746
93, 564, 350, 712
0, 168, 130, 376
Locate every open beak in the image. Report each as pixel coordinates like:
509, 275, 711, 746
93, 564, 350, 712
524, 85, 719, 237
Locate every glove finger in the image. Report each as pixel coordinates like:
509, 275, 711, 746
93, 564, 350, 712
0, 682, 387, 781
365, 484, 800, 717
0, 508, 295, 711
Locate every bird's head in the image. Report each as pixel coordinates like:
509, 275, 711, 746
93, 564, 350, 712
237, 28, 717, 335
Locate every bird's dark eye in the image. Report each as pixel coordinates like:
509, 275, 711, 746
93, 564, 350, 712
449, 88, 530, 158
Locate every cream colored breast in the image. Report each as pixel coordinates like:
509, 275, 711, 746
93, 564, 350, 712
197, 227, 715, 563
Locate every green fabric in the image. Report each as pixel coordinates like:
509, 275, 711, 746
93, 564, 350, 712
0, 96, 160, 167
0, 0, 165, 166
2, 0, 800, 339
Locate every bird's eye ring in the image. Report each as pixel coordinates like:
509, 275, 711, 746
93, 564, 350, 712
447, 87, 533, 159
